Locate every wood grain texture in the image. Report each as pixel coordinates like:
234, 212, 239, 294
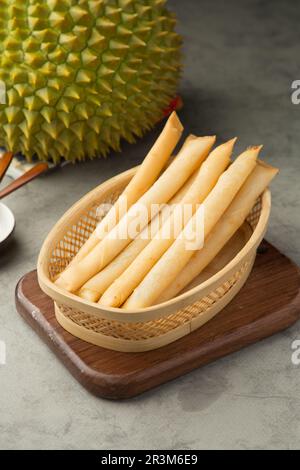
16, 241, 300, 400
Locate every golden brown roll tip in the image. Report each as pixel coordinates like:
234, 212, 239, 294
248, 144, 263, 151
169, 111, 184, 131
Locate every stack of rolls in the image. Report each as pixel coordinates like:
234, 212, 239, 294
55, 112, 278, 309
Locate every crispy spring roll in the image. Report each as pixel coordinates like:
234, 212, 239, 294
100, 138, 236, 307
156, 161, 278, 303
56, 135, 216, 293
124, 146, 260, 309
79, 154, 199, 302
68, 112, 183, 266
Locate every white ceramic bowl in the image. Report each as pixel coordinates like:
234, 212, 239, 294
0, 202, 15, 245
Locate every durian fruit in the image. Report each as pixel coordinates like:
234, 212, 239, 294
0, 0, 181, 162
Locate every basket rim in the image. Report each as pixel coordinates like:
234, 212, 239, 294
37, 167, 271, 323
54, 255, 256, 352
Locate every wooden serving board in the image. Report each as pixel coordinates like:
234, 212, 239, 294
15, 241, 300, 400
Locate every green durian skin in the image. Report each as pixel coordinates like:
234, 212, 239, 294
0, 0, 181, 162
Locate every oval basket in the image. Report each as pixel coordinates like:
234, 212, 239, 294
37, 167, 271, 352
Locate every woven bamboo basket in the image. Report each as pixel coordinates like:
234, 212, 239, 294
37, 166, 271, 352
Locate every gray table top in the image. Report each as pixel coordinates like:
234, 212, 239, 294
1, 0, 299, 450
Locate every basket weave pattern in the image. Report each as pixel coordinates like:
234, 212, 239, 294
56, 261, 250, 341
48, 191, 262, 343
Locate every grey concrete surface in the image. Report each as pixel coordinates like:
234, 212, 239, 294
0, 0, 300, 450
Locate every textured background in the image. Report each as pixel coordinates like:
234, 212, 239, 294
1, 0, 300, 450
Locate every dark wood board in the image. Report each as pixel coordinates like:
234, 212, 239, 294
15, 241, 300, 400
